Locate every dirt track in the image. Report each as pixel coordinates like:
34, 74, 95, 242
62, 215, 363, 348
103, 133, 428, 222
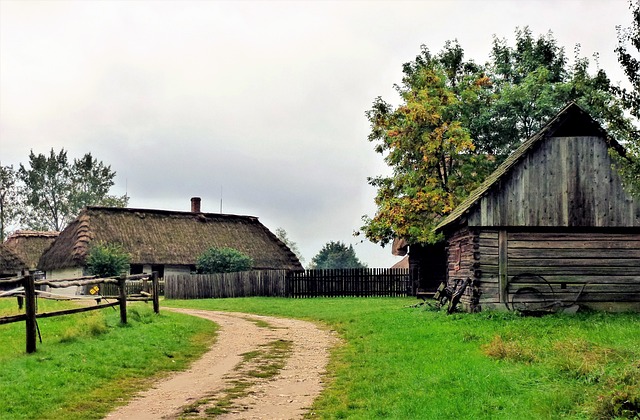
104, 309, 337, 420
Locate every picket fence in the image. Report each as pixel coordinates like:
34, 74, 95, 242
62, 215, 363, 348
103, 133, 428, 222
164, 268, 410, 299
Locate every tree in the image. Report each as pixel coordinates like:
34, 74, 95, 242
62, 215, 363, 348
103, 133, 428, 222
614, 0, 640, 195
361, 28, 637, 247
85, 242, 131, 277
275, 227, 305, 265
0, 165, 20, 242
196, 247, 253, 273
18, 149, 128, 231
309, 241, 367, 269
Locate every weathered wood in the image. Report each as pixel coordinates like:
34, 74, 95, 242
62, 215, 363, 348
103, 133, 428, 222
24, 275, 37, 353
118, 276, 127, 324
0, 313, 27, 325
498, 230, 508, 304
152, 271, 160, 314
468, 137, 640, 228
35, 301, 120, 318
36, 278, 120, 288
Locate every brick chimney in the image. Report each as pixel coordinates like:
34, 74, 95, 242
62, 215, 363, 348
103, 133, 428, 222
191, 197, 201, 213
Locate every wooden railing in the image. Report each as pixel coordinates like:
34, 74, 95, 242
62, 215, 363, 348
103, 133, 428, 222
0, 272, 160, 353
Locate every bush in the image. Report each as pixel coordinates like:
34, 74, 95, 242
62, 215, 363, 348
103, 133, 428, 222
196, 247, 253, 273
85, 242, 131, 277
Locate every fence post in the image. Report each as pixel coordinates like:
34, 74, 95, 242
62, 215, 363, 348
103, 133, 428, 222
152, 271, 160, 314
24, 275, 37, 353
118, 275, 127, 324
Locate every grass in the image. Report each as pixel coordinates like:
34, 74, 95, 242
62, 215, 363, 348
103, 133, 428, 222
0, 297, 217, 420
1, 296, 638, 419
164, 297, 640, 419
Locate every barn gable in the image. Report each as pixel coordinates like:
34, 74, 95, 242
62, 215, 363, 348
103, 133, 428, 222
437, 102, 640, 231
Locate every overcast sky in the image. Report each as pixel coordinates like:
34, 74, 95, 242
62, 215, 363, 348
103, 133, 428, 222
0, 0, 634, 267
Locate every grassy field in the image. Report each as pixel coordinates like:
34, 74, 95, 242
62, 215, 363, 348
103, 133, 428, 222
0, 298, 217, 420
1, 297, 639, 419
164, 297, 640, 419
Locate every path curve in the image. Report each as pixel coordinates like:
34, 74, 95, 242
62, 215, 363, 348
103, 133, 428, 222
105, 309, 337, 420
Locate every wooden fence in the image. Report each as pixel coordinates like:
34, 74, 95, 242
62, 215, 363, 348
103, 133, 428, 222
0, 272, 160, 353
289, 268, 410, 298
165, 268, 410, 299
165, 270, 288, 299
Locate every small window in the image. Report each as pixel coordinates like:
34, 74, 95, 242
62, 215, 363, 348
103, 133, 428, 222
151, 264, 164, 279
130, 264, 144, 275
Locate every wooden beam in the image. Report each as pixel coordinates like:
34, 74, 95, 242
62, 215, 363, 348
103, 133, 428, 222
498, 230, 508, 305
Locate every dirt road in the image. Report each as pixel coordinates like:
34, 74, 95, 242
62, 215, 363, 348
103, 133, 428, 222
104, 309, 337, 419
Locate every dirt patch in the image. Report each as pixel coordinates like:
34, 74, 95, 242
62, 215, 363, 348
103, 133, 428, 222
104, 309, 337, 419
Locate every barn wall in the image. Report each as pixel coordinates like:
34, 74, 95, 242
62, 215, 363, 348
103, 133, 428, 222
468, 136, 640, 228
475, 229, 640, 312
445, 227, 480, 310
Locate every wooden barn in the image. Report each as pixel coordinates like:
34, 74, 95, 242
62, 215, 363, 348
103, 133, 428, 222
3, 231, 59, 272
430, 103, 640, 312
38, 198, 303, 280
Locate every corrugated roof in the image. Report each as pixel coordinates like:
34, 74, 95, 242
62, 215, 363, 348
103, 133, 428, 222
435, 102, 622, 232
38, 206, 303, 271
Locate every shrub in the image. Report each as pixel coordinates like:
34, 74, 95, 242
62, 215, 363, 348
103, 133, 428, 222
85, 242, 131, 277
196, 247, 253, 273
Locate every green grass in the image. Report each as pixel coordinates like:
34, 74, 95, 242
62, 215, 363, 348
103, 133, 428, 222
0, 298, 217, 420
164, 297, 640, 419
2, 296, 638, 419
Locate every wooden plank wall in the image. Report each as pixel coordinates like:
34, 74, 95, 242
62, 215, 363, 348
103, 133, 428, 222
445, 227, 480, 309
473, 229, 640, 311
468, 137, 640, 228
165, 270, 288, 299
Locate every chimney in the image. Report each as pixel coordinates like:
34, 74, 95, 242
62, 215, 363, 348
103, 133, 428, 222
191, 197, 201, 213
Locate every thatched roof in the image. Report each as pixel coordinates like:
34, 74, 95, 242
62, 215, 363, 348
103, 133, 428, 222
4, 231, 59, 270
435, 103, 623, 232
0, 244, 26, 276
38, 206, 303, 271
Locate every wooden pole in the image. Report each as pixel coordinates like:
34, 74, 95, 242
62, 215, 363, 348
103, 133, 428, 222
118, 275, 127, 324
152, 271, 160, 314
24, 275, 37, 353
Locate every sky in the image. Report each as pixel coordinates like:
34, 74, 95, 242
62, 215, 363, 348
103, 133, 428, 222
0, 0, 635, 267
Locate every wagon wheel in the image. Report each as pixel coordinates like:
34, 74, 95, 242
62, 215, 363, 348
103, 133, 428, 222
507, 273, 556, 313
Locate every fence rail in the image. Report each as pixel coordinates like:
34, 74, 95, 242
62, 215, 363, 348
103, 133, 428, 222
0, 272, 160, 353
165, 268, 410, 299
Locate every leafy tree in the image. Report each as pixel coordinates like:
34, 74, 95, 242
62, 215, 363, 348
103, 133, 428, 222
18, 149, 128, 231
0, 165, 20, 242
309, 241, 367, 269
275, 227, 305, 265
614, 0, 640, 195
362, 28, 637, 247
196, 247, 253, 273
85, 242, 131, 277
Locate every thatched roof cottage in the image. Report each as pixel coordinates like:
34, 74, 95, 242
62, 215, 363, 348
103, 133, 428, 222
4, 231, 59, 271
0, 244, 26, 278
38, 198, 303, 279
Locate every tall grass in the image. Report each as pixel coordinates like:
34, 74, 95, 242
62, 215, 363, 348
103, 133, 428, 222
165, 297, 640, 419
0, 298, 217, 420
